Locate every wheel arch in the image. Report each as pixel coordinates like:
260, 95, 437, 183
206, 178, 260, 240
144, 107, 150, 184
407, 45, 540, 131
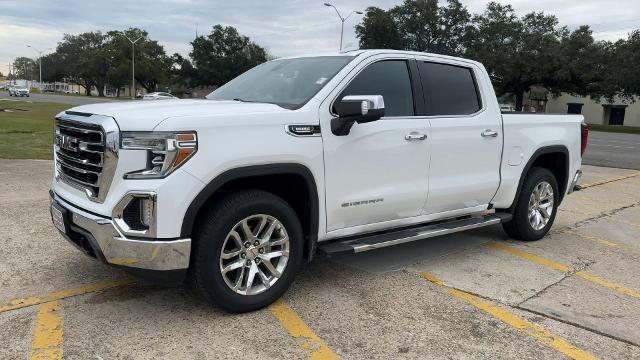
501, 145, 570, 213
181, 164, 320, 261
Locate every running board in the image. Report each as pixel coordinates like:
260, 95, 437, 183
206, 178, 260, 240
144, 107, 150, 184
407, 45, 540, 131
319, 213, 512, 254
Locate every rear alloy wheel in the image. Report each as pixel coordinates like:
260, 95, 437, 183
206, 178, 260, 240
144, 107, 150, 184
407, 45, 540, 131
193, 190, 303, 312
502, 167, 559, 241
527, 181, 554, 231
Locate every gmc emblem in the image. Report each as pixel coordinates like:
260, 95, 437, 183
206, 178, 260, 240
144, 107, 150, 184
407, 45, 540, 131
57, 135, 78, 151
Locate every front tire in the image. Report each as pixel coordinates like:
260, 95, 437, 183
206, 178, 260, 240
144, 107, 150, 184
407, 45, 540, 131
502, 167, 559, 241
192, 190, 303, 312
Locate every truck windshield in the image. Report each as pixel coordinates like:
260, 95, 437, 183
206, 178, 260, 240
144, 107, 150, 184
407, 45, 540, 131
206, 56, 354, 110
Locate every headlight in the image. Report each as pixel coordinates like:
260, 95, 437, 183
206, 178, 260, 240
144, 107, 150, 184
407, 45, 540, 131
121, 131, 197, 179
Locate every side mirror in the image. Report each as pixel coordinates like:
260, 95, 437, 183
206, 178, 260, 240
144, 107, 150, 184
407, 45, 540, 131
331, 95, 385, 136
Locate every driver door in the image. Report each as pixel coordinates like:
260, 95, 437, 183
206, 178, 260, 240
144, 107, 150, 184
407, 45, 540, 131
320, 57, 431, 234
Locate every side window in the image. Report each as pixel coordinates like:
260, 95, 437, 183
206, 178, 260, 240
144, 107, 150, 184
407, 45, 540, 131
418, 62, 481, 116
336, 60, 414, 117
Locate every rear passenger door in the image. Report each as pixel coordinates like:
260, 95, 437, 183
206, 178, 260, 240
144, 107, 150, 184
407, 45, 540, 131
416, 59, 502, 215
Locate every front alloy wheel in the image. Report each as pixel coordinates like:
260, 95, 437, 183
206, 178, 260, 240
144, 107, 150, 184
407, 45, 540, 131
193, 190, 303, 312
220, 214, 290, 295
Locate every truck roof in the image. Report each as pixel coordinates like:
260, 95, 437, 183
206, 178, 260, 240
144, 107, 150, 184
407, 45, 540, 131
278, 49, 483, 68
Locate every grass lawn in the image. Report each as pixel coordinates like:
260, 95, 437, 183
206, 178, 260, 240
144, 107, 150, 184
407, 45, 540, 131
588, 123, 640, 134
0, 100, 72, 159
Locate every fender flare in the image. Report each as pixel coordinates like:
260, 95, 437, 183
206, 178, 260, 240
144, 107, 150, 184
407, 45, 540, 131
504, 145, 570, 213
180, 164, 320, 260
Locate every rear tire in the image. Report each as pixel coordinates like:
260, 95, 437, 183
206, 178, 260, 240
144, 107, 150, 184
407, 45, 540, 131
192, 190, 303, 313
502, 167, 559, 241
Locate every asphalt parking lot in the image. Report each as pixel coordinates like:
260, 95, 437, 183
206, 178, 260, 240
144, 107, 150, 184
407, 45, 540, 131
583, 131, 640, 170
1, 160, 640, 359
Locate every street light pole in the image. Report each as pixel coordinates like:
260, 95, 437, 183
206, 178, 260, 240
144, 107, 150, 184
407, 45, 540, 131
324, 3, 363, 51
116, 32, 143, 99
27, 45, 52, 86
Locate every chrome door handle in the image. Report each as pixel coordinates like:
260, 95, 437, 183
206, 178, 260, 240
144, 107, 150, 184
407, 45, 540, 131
481, 130, 498, 138
405, 132, 427, 141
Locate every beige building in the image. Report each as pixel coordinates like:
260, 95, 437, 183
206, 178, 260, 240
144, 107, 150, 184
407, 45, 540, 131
546, 93, 640, 127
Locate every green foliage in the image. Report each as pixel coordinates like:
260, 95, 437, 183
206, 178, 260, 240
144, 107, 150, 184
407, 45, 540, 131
356, 0, 471, 56
587, 124, 640, 134
104, 28, 172, 95
54, 31, 107, 96
355, 0, 620, 111
190, 25, 268, 86
12, 57, 37, 80
0, 101, 70, 159
356, 7, 404, 50
608, 30, 640, 101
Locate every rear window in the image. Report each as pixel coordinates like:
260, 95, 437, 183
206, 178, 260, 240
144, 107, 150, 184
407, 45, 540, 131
418, 62, 481, 116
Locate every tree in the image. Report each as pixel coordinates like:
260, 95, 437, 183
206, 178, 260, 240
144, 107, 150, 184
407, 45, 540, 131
12, 57, 37, 80
169, 53, 195, 93
190, 25, 268, 86
464, 3, 566, 110
356, 0, 471, 56
554, 26, 612, 101
607, 30, 640, 101
355, 7, 404, 49
355, 1, 613, 110
55, 32, 108, 96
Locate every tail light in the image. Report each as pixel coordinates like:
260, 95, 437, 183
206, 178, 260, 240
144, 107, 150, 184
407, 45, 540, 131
580, 122, 588, 156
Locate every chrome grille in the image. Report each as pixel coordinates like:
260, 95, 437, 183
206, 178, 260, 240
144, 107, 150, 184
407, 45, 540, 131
54, 113, 119, 203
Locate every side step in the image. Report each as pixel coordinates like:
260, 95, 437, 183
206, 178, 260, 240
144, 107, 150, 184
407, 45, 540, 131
319, 213, 512, 255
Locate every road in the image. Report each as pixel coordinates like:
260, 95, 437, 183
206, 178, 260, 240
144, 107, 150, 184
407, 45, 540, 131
0, 92, 126, 106
583, 131, 640, 170
1, 160, 640, 359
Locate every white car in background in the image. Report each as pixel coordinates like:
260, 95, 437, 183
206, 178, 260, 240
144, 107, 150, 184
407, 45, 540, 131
500, 103, 515, 112
9, 86, 30, 97
142, 92, 178, 100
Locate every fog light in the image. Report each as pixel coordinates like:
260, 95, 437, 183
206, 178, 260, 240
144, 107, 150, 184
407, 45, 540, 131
113, 192, 157, 238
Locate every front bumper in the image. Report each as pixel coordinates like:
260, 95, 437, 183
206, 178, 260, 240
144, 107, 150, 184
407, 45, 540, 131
50, 191, 191, 272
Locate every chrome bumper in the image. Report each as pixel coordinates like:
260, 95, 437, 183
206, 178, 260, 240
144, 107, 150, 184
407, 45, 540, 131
50, 192, 191, 271
568, 169, 583, 194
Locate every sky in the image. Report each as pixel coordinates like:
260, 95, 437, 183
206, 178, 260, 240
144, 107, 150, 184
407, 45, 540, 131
1, 0, 639, 76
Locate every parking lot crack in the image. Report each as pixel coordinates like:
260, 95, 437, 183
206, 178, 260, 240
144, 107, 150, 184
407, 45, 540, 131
560, 201, 640, 231
514, 306, 640, 348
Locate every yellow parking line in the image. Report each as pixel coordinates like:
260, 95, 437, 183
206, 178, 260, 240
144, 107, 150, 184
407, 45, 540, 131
419, 272, 597, 360
563, 230, 624, 249
487, 241, 640, 299
269, 298, 340, 360
0, 278, 136, 313
563, 229, 640, 257
579, 171, 640, 189
29, 301, 64, 360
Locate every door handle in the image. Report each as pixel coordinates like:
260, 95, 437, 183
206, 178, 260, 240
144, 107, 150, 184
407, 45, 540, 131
481, 130, 499, 138
405, 132, 427, 141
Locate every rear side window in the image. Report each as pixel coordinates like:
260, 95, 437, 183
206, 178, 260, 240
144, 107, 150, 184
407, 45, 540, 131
418, 62, 481, 116
336, 60, 414, 117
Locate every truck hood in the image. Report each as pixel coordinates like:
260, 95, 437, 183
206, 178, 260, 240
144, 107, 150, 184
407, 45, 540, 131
64, 99, 289, 131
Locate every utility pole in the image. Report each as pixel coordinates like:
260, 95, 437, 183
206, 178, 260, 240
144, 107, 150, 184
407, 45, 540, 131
7, 62, 13, 85
116, 32, 144, 99
27, 45, 52, 87
324, 3, 363, 51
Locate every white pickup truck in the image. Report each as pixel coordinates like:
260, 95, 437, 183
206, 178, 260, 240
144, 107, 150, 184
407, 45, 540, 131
50, 50, 587, 312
